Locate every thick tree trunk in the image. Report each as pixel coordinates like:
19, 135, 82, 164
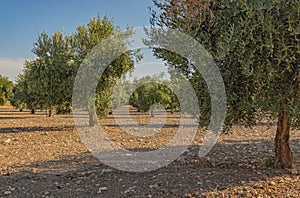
274, 109, 295, 169
170, 107, 174, 114
89, 112, 95, 126
31, 109, 35, 114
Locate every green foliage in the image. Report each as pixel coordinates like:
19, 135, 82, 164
12, 16, 136, 120
0, 75, 13, 105
56, 102, 72, 115
149, 0, 300, 131
265, 156, 275, 167
72, 16, 135, 120
112, 79, 135, 109
129, 75, 179, 113
11, 31, 75, 114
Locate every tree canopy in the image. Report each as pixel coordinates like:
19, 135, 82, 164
149, 0, 300, 168
11, 16, 136, 122
129, 75, 179, 115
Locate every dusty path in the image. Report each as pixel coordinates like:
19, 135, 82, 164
1, 106, 300, 197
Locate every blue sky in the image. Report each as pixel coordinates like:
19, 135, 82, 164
0, 0, 159, 81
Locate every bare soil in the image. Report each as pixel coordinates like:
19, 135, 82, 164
1, 105, 300, 197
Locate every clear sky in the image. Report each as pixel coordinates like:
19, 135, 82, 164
0, 0, 158, 81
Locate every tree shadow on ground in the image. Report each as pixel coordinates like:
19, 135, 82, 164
103, 123, 198, 129
1, 140, 298, 197
0, 110, 46, 115
0, 126, 74, 134
103, 116, 181, 120
0, 116, 33, 120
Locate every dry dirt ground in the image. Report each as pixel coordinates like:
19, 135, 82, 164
1, 104, 300, 198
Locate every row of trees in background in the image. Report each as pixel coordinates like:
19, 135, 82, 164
10, 16, 135, 121
0, 75, 13, 106
149, 0, 300, 169
100, 73, 180, 117
8, 13, 178, 124
128, 75, 179, 116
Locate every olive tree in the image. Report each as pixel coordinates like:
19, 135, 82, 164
0, 75, 13, 106
149, 0, 300, 169
13, 16, 136, 122
72, 16, 135, 125
129, 75, 179, 116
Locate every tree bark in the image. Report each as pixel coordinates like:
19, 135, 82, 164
89, 112, 95, 126
170, 107, 174, 114
151, 109, 154, 117
31, 109, 35, 114
48, 109, 52, 117
274, 109, 295, 169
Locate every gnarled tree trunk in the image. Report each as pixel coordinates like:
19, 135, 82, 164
274, 109, 295, 169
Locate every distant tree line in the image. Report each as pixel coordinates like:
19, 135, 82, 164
128, 75, 180, 116
0, 75, 13, 106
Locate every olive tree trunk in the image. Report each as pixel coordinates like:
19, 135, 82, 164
274, 109, 295, 169
150, 109, 155, 117
89, 112, 95, 126
48, 109, 52, 117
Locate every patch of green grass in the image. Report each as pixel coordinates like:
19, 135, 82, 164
265, 156, 275, 167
